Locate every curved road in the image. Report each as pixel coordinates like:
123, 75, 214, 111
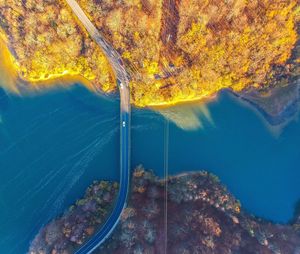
64, 0, 131, 253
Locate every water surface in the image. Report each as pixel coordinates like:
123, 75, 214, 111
0, 86, 299, 253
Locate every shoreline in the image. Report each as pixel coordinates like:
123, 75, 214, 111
1, 34, 299, 120
29, 166, 300, 254
1, 48, 299, 129
231, 81, 300, 127
2, 77, 300, 131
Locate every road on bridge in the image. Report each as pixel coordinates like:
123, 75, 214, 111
65, 0, 131, 253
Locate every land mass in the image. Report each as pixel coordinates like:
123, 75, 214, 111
232, 26, 300, 127
29, 166, 300, 254
0, 0, 299, 107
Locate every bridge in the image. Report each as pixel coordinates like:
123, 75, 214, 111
64, 0, 131, 253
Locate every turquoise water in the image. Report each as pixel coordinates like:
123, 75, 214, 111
0, 85, 299, 253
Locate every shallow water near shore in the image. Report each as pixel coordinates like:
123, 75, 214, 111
0, 85, 299, 253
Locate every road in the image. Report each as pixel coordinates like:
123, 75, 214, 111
64, 0, 131, 253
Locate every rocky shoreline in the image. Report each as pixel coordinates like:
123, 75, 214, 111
29, 166, 300, 254
232, 79, 300, 127
234, 23, 300, 127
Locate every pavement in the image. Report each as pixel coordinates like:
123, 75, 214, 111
65, 0, 131, 253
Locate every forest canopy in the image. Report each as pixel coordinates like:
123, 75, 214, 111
0, 0, 299, 106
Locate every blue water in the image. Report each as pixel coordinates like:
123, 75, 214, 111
0, 85, 299, 253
